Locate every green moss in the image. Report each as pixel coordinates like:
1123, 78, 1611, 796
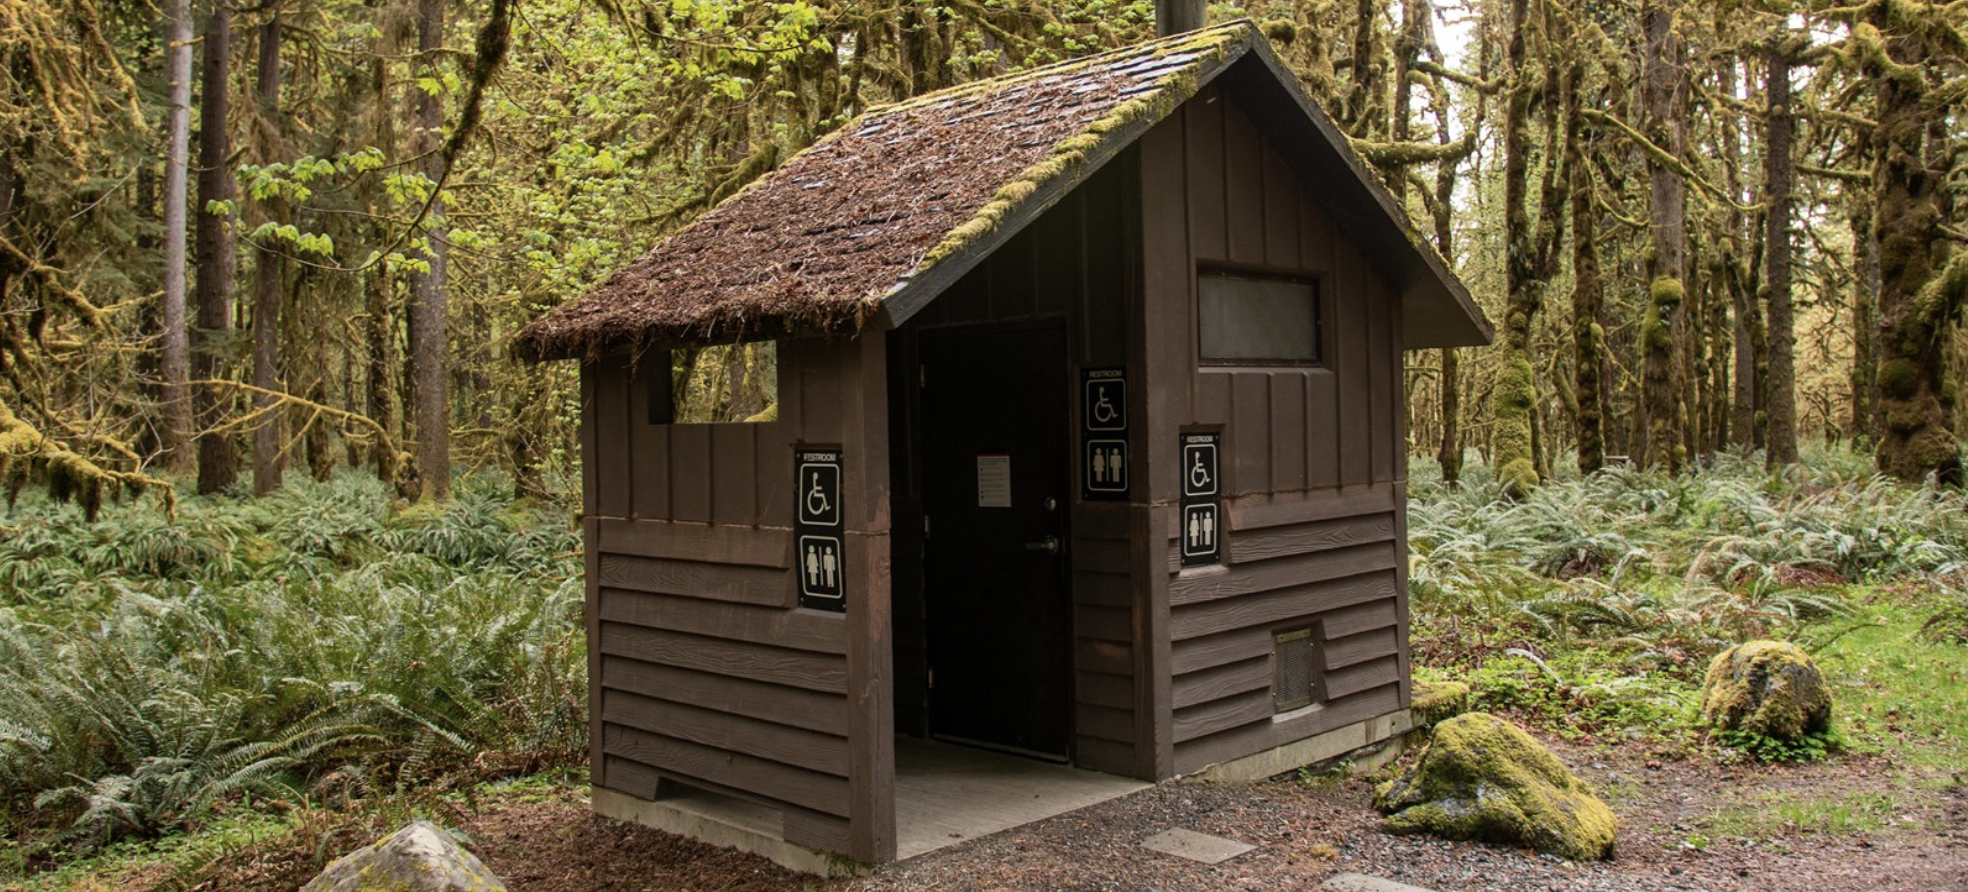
1410, 680, 1470, 729
1878, 358, 1921, 400
1374, 713, 1617, 861
1492, 358, 1539, 497
911, 24, 1246, 272
1700, 640, 1833, 742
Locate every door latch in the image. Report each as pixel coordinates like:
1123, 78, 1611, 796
1024, 535, 1062, 556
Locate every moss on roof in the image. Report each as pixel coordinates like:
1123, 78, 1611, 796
513, 22, 1254, 362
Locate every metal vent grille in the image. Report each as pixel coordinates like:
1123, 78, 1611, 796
1273, 628, 1318, 712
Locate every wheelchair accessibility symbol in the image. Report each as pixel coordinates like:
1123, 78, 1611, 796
798, 459, 840, 526
1182, 439, 1217, 497
1083, 375, 1126, 432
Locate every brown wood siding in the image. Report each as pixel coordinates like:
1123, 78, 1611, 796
892, 157, 1150, 779
584, 329, 892, 858
1139, 86, 1413, 778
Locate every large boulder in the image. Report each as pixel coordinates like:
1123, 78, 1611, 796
1374, 712, 1616, 861
301, 821, 509, 892
1699, 640, 1832, 741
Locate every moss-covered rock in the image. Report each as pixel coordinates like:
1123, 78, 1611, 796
1699, 640, 1832, 741
302, 821, 509, 892
1410, 679, 1471, 730
1374, 713, 1617, 861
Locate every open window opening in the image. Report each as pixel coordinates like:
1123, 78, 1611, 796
648, 342, 779, 424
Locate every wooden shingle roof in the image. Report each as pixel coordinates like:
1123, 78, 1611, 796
514, 22, 1489, 361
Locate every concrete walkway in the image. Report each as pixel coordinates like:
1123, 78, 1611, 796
894, 736, 1150, 860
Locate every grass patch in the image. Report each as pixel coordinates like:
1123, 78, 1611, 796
1704, 790, 1902, 839
1814, 599, 1968, 771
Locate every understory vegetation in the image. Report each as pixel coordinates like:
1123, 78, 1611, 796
6, 446, 1967, 887
1408, 444, 1968, 764
0, 472, 585, 873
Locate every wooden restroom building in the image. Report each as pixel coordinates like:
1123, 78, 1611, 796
514, 20, 1491, 869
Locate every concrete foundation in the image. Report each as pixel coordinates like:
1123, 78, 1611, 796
1194, 708, 1415, 783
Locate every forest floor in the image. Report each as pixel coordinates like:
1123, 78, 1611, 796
110, 733, 1964, 892
11, 455, 1968, 891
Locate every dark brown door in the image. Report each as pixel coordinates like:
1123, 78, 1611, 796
920, 324, 1072, 759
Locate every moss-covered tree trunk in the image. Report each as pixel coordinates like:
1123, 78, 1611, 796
1638, 0, 1687, 474
1493, 0, 1542, 496
1569, 74, 1604, 475
1849, 199, 1881, 442
1867, 15, 1964, 484
1762, 34, 1798, 467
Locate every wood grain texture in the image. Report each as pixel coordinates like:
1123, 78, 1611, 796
598, 519, 790, 566
594, 360, 633, 518
1173, 687, 1271, 742
1184, 89, 1227, 262
580, 366, 598, 516
1172, 681, 1400, 774
599, 621, 847, 693
711, 423, 758, 524
1231, 372, 1270, 495
1171, 655, 1270, 710
1170, 569, 1394, 640
585, 516, 605, 787
603, 723, 850, 816
602, 688, 849, 777
1223, 97, 1266, 265
596, 554, 793, 607
1261, 141, 1300, 268
1368, 271, 1394, 485
1227, 512, 1395, 563
1269, 372, 1308, 492
599, 588, 845, 654
669, 423, 713, 523
1169, 541, 1396, 605
1324, 654, 1399, 700
1335, 246, 1371, 486
603, 654, 850, 736
1322, 625, 1399, 672
1078, 670, 1134, 710
627, 361, 670, 518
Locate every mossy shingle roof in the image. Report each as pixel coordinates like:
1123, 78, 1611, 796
514, 22, 1488, 361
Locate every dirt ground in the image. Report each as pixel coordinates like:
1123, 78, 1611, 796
199, 736, 1966, 892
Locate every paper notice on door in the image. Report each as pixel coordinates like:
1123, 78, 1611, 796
976, 454, 1012, 508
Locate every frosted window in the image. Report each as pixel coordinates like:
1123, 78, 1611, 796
1198, 274, 1321, 363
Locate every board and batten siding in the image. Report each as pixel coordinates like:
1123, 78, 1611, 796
581, 332, 895, 860
890, 157, 1158, 779
1139, 84, 1412, 777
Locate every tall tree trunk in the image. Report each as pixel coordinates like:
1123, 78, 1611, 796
1569, 71, 1604, 475
193, 0, 236, 495
161, 0, 194, 474
1849, 198, 1881, 442
1638, 0, 1687, 474
408, 0, 450, 501
250, 13, 283, 495
1762, 34, 1798, 467
1868, 16, 1963, 484
1492, 0, 1541, 496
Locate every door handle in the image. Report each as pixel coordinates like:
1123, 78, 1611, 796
1024, 535, 1062, 556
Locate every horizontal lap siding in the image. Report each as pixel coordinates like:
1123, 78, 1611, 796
1147, 89, 1412, 779
587, 337, 869, 850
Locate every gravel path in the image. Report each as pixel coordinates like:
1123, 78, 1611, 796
188, 735, 1967, 892
444, 736, 1967, 892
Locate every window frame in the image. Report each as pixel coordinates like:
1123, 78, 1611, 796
1195, 267, 1327, 368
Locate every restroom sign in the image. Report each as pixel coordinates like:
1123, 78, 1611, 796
1180, 431, 1221, 566
795, 447, 846, 611
1082, 368, 1129, 500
